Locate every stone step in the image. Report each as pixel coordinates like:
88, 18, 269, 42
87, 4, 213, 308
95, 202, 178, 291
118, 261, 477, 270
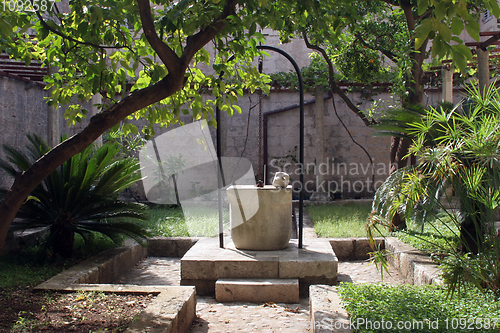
215, 278, 299, 303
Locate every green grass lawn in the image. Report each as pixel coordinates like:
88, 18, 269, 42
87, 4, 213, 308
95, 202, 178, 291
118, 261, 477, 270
0, 234, 118, 289
306, 202, 378, 237
393, 218, 460, 254
145, 204, 228, 237
305, 202, 460, 254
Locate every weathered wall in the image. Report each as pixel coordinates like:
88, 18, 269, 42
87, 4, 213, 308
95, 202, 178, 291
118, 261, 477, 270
1, 57, 465, 199
0, 76, 90, 189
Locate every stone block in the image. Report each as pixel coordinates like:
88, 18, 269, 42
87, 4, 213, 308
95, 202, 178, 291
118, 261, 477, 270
124, 286, 196, 333
279, 240, 338, 280
148, 237, 199, 257
385, 237, 442, 285
216, 258, 280, 279
180, 238, 338, 296
329, 238, 354, 260
181, 259, 217, 280
353, 238, 376, 260
181, 279, 216, 296
215, 279, 299, 303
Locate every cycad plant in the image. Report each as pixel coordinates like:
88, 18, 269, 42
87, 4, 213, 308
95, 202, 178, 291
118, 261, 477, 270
369, 83, 500, 294
0, 135, 149, 259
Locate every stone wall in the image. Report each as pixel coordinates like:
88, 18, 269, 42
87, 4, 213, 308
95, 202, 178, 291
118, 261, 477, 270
1, 71, 465, 199
0, 76, 90, 189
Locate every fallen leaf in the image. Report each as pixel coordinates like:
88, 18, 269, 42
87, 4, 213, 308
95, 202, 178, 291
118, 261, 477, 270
285, 306, 300, 313
261, 302, 277, 307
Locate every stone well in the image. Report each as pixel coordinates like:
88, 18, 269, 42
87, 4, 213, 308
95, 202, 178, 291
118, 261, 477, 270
227, 185, 292, 251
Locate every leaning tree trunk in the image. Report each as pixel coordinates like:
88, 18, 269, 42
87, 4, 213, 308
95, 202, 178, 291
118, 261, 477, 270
0, 0, 239, 254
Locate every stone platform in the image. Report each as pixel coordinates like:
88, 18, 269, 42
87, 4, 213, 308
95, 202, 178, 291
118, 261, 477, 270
181, 237, 338, 296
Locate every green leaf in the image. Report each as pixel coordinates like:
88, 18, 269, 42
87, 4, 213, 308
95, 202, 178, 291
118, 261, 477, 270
414, 19, 432, 46
451, 48, 467, 72
434, 1, 447, 21
248, 22, 257, 37
452, 44, 473, 60
431, 36, 445, 58
439, 23, 452, 42
0, 17, 12, 36
450, 17, 464, 35
465, 20, 479, 41
456, 0, 469, 19
488, 0, 500, 18
418, 0, 429, 16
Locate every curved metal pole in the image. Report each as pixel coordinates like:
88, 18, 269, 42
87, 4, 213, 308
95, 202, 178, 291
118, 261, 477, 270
216, 46, 305, 249
256, 46, 305, 249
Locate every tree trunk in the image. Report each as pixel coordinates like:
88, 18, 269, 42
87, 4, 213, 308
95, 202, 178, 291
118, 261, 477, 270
51, 226, 75, 259
388, 2, 428, 230
0, 0, 238, 254
0, 76, 181, 253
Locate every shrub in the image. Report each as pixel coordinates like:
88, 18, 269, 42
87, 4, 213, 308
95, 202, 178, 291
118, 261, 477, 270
0, 135, 149, 259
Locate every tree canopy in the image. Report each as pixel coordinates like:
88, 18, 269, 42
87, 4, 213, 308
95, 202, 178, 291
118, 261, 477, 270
0, 0, 499, 252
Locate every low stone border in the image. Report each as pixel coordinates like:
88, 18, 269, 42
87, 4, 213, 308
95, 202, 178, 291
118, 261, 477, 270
34, 241, 196, 333
385, 237, 443, 285
329, 237, 384, 260
31, 234, 443, 333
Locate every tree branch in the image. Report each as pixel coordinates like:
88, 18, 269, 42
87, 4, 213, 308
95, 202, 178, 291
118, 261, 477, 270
137, 0, 181, 76
303, 34, 376, 126
181, 0, 238, 66
354, 33, 398, 63
36, 11, 125, 50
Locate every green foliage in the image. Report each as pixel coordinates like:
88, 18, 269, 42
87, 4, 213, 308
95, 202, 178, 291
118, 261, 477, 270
0, 0, 276, 137
392, 216, 460, 255
369, 84, 500, 294
0, 135, 149, 259
104, 125, 147, 154
339, 283, 500, 332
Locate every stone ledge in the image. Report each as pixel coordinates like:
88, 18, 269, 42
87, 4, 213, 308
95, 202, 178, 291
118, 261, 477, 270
310, 285, 351, 333
33, 240, 196, 333
35, 283, 196, 333
148, 237, 200, 257
35, 242, 147, 288
385, 237, 443, 285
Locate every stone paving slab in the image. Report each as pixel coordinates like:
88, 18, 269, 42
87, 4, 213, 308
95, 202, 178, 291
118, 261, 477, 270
117, 255, 406, 332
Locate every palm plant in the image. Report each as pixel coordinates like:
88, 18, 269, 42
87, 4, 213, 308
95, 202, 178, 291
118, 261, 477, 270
0, 135, 149, 258
369, 83, 500, 294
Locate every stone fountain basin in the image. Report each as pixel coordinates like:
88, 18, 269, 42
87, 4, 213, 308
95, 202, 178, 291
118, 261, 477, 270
227, 185, 292, 251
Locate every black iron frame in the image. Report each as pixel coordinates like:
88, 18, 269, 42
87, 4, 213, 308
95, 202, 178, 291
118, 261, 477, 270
216, 45, 305, 249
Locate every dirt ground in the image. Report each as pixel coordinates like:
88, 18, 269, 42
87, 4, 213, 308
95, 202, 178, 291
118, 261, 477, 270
0, 287, 154, 332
